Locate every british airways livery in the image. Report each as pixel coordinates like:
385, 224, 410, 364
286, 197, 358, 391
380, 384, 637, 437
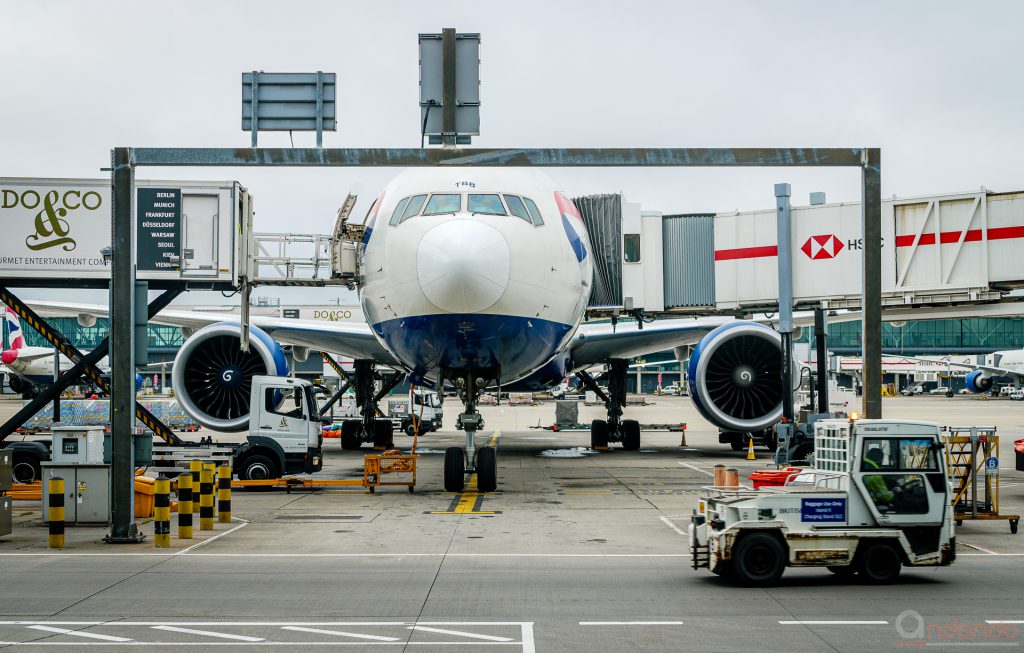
33, 168, 893, 491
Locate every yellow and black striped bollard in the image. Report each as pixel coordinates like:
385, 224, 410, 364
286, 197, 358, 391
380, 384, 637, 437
177, 472, 193, 539
203, 462, 217, 513
190, 460, 202, 514
217, 465, 232, 523
199, 467, 214, 530
154, 476, 171, 548
47, 477, 64, 549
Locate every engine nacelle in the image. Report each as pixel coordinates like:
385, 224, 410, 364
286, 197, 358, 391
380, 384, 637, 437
687, 321, 797, 433
172, 322, 288, 432
965, 369, 994, 393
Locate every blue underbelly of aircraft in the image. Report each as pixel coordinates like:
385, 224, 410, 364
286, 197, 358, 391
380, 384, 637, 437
371, 313, 572, 381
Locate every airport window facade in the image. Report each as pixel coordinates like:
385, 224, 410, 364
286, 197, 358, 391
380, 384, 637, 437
7, 318, 184, 352
794, 318, 1024, 354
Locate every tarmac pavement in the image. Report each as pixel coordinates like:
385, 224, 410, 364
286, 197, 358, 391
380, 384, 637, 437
1, 394, 1022, 651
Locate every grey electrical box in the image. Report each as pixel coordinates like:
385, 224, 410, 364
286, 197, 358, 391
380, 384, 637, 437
41, 463, 111, 524
419, 31, 481, 142
0, 451, 11, 537
51, 426, 105, 464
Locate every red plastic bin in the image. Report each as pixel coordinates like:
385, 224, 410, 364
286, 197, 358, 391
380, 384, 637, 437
749, 467, 804, 489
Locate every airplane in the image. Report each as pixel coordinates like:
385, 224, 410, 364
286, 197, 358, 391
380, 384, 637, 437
29, 168, 1024, 491
901, 349, 1024, 394
1, 306, 119, 396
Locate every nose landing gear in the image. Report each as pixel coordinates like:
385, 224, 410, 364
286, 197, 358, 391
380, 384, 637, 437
444, 370, 498, 493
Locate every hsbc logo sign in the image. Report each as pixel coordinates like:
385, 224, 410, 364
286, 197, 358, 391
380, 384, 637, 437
800, 234, 844, 260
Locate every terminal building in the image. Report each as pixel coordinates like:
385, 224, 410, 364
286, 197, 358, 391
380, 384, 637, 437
6, 305, 1021, 395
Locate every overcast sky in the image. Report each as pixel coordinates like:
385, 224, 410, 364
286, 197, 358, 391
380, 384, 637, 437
3, 0, 1022, 304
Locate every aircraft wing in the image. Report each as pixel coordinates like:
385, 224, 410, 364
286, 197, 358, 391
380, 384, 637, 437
568, 301, 1024, 370
26, 301, 400, 366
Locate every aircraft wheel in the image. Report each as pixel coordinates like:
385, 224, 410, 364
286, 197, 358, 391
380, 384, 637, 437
858, 542, 902, 584
591, 420, 609, 450
477, 446, 497, 492
373, 420, 394, 448
729, 433, 745, 451
341, 420, 362, 450
732, 532, 786, 587
444, 447, 465, 492
621, 420, 641, 450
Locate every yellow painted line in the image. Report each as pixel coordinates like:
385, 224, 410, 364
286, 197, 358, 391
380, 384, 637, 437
428, 431, 501, 515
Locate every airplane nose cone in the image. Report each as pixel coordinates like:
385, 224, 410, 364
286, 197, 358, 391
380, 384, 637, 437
417, 220, 511, 313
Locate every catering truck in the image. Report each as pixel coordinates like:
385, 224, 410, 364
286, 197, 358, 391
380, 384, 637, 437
690, 419, 956, 586
4, 376, 324, 482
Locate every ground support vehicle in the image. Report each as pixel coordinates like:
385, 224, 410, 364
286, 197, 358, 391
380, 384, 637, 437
691, 419, 956, 586
5, 376, 324, 483
943, 426, 1019, 533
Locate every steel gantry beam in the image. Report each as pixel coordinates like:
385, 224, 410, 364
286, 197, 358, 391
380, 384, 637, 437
114, 146, 884, 428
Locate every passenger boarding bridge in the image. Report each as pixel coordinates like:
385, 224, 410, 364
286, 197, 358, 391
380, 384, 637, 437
253, 185, 1024, 318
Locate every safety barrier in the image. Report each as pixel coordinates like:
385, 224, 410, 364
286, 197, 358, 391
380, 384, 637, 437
177, 472, 193, 539
47, 477, 64, 549
190, 460, 202, 514
199, 467, 214, 530
217, 465, 232, 523
154, 476, 170, 548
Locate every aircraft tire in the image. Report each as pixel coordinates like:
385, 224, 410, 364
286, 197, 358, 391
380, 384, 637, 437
373, 420, 394, 448
341, 420, 363, 450
621, 420, 641, 450
591, 420, 609, 450
444, 447, 465, 492
477, 447, 497, 492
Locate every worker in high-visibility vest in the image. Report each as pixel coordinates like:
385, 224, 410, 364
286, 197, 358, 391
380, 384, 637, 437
863, 447, 897, 507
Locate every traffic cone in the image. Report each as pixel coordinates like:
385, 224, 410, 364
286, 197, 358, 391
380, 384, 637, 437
746, 435, 756, 460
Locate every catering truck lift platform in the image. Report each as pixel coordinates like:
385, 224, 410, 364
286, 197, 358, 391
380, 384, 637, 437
690, 419, 957, 586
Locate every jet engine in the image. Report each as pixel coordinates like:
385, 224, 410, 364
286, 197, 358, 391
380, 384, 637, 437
964, 369, 994, 394
171, 323, 288, 431
687, 322, 797, 433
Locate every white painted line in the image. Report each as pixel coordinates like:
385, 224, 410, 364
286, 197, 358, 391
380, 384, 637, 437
408, 625, 514, 642
0, 642, 527, 646
27, 625, 132, 642
174, 522, 249, 555
987, 621, 1024, 624
779, 620, 888, 625
0, 552, 692, 558
151, 625, 264, 642
960, 541, 1001, 555
677, 462, 714, 476
282, 626, 400, 641
659, 516, 687, 537
579, 621, 683, 625
521, 622, 535, 653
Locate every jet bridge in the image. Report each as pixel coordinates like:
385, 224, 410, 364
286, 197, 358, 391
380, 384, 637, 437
575, 187, 1024, 318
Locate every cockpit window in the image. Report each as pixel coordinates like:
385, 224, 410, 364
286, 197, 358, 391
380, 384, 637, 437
503, 195, 532, 223
389, 197, 411, 226
523, 197, 544, 225
468, 194, 506, 215
423, 193, 462, 216
400, 194, 428, 223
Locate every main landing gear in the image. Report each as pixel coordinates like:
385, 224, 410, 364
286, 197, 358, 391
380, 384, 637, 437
338, 360, 402, 451
444, 369, 497, 493
577, 358, 641, 451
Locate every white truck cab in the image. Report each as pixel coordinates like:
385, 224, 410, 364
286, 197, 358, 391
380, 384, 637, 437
690, 419, 956, 586
234, 376, 324, 480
